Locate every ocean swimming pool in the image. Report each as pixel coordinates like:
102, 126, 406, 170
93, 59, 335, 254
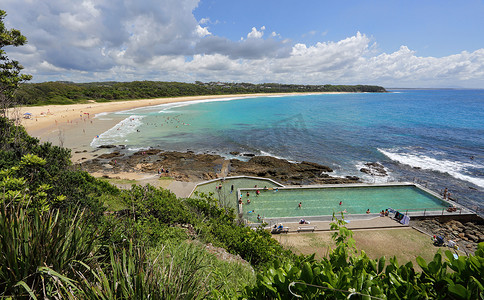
191, 176, 283, 210
240, 184, 450, 222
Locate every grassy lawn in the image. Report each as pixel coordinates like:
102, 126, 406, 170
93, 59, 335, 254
274, 228, 440, 268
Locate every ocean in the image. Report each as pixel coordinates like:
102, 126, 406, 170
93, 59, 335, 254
91, 89, 484, 212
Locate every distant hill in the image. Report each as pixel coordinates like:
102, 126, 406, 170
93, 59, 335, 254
14, 81, 387, 106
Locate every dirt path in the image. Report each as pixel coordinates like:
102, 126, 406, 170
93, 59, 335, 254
218, 160, 230, 178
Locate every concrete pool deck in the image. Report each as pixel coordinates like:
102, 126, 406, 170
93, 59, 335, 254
261, 216, 408, 234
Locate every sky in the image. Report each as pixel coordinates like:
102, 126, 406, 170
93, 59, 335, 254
2, 0, 484, 88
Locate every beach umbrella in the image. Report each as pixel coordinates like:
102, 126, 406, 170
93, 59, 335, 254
24, 112, 32, 115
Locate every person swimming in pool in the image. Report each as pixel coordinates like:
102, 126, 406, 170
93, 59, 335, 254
298, 202, 302, 208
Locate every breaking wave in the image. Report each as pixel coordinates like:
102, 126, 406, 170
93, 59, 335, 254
90, 115, 144, 148
378, 147, 484, 188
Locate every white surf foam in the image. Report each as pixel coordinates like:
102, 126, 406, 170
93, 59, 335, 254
354, 161, 392, 183
379, 148, 484, 188
90, 115, 144, 147
94, 112, 110, 118
259, 150, 299, 163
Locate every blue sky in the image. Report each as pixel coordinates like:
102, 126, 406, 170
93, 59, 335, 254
3, 0, 484, 87
195, 0, 484, 57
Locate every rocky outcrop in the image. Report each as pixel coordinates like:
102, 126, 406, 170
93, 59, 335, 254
81, 149, 359, 185
360, 162, 387, 177
413, 219, 484, 253
228, 156, 344, 185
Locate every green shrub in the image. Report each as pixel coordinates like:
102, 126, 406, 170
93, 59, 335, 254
0, 204, 100, 298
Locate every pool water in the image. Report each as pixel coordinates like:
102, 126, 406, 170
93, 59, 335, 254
191, 177, 282, 210
241, 185, 449, 222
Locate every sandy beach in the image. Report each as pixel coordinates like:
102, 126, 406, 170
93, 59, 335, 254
9, 92, 340, 164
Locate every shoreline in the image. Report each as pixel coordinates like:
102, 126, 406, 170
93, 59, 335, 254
8, 92, 345, 163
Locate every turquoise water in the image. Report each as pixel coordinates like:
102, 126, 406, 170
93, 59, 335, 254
92, 90, 484, 212
241, 185, 449, 221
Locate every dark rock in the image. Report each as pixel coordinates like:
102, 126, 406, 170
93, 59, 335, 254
300, 161, 333, 172
346, 176, 360, 181
230, 151, 240, 156
98, 152, 124, 159
360, 162, 387, 176
242, 153, 255, 157
467, 234, 479, 242
98, 145, 116, 149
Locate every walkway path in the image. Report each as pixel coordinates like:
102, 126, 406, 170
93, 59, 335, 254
218, 160, 230, 178
167, 181, 198, 198
265, 216, 407, 233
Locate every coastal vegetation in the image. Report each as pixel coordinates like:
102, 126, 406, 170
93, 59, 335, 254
14, 81, 387, 106
1, 112, 483, 299
1, 10, 483, 299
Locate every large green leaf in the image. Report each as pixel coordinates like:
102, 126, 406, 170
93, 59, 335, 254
448, 283, 469, 299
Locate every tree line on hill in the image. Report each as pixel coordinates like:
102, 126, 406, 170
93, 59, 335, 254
14, 81, 387, 106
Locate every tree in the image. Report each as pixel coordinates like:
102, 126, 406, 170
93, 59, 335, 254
0, 10, 32, 118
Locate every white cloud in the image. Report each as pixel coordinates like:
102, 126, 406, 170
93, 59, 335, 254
247, 26, 265, 39
195, 25, 211, 37
2, 1, 483, 87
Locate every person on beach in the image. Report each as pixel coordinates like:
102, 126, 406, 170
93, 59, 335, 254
231, 185, 234, 194
443, 187, 448, 199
